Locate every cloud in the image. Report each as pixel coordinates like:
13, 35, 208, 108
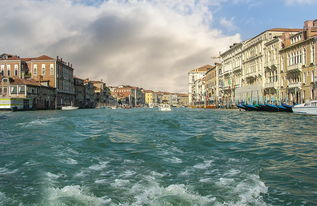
284, 0, 317, 4
0, 0, 240, 92
219, 17, 238, 31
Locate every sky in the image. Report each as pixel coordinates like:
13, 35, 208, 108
0, 0, 316, 92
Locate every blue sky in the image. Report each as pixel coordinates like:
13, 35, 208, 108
213, 0, 317, 40
0, 0, 316, 92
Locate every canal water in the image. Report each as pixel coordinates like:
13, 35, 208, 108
0, 108, 316, 206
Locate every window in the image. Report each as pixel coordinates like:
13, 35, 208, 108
311, 44, 315, 64
50, 64, 54, 75
10, 86, 17, 94
42, 64, 46, 75
19, 86, 25, 94
312, 71, 315, 83
7, 65, 11, 76
33, 64, 38, 75
14, 64, 18, 76
0, 65, 4, 75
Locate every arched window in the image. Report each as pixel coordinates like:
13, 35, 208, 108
311, 44, 315, 64
33, 64, 38, 75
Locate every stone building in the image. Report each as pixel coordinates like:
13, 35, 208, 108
204, 65, 218, 107
280, 19, 317, 104
188, 65, 212, 105
0, 77, 56, 110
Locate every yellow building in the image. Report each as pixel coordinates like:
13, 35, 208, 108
144, 90, 156, 106
280, 19, 317, 104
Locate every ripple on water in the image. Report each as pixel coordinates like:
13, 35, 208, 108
44, 185, 110, 206
193, 160, 213, 170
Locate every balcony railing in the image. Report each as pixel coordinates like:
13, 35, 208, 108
233, 66, 241, 72
265, 82, 278, 88
288, 82, 302, 88
287, 63, 303, 72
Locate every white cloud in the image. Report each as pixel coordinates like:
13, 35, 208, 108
0, 0, 240, 92
219, 17, 238, 31
284, 0, 317, 4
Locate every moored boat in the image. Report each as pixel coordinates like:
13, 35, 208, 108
237, 104, 246, 110
264, 104, 279, 112
281, 103, 293, 112
292, 100, 317, 115
243, 104, 258, 111
61, 106, 79, 110
159, 104, 171, 111
277, 105, 288, 112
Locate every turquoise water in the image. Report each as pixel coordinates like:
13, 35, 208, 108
0, 108, 316, 206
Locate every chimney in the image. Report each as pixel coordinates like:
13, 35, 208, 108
304, 20, 313, 30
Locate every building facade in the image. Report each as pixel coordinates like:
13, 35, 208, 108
280, 20, 317, 104
188, 65, 212, 106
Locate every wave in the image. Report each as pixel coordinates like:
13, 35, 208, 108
17, 117, 63, 128
43, 185, 110, 206
0, 167, 18, 175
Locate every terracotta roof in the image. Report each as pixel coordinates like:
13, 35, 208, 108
143, 90, 154, 93
32, 55, 55, 61
0, 77, 42, 86
190, 65, 213, 72
91, 81, 104, 84
268, 28, 302, 32
177, 93, 188, 97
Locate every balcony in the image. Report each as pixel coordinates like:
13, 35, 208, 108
245, 73, 256, 79
233, 66, 242, 72
265, 82, 278, 89
223, 85, 233, 91
288, 82, 302, 88
223, 70, 231, 76
287, 63, 303, 72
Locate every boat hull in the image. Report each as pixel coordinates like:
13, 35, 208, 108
293, 105, 317, 115
61, 106, 79, 110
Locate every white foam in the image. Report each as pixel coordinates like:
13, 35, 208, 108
74, 171, 87, 178
170, 146, 184, 153
45, 185, 110, 206
0, 192, 7, 205
199, 178, 213, 183
224, 169, 241, 177
179, 169, 192, 176
120, 170, 136, 178
60, 158, 78, 165
166, 156, 183, 164
216, 178, 234, 187
89, 161, 108, 171
46, 172, 61, 180
214, 174, 269, 206
23, 160, 39, 166
111, 179, 130, 188
193, 160, 213, 169
18, 117, 63, 128
150, 171, 166, 178
0, 167, 18, 175
95, 179, 108, 184
128, 182, 214, 206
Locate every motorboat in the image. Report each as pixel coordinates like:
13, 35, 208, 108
159, 104, 171, 111
292, 100, 317, 115
61, 106, 79, 110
